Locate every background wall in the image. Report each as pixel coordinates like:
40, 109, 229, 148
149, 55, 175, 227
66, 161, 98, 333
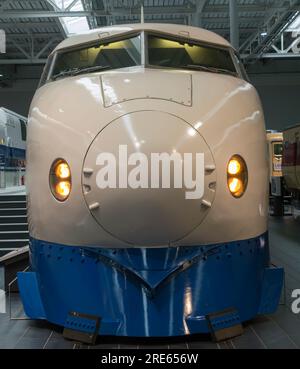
0, 65, 42, 117
248, 58, 300, 131
0, 60, 299, 132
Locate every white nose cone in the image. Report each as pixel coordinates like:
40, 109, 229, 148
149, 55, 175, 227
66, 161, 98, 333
82, 111, 216, 246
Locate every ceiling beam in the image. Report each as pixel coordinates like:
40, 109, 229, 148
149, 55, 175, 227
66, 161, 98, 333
204, 4, 285, 13
192, 0, 207, 27
241, 52, 300, 59
0, 21, 58, 28
84, 0, 98, 29
35, 39, 56, 59
0, 9, 269, 21
5, 33, 62, 39
0, 6, 199, 19
0, 59, 47, 64
0, 1, 13, 10
65, 0, 80, 12
44, 0, 68, 39
45, 0, 61, 11
10, 39, 30, 59
202, 17, 263, 25
240, 0, 300, 59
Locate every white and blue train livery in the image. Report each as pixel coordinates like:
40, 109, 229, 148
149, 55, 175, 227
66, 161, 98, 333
17, 24, 283, 341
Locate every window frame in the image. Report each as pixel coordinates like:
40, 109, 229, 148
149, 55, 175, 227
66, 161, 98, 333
232, 51, 249, 82
39, 30, 246, 87
144, 31, 241, 79
41, 30, 144, 86
272, 141, 283, 158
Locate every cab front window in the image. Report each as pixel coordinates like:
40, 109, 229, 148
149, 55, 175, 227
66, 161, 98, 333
40, 31, 241, 86
50, 34, 142, 81
147, 34, 237, 77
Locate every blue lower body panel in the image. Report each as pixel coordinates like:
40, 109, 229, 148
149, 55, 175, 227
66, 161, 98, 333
18, 233, 283, 337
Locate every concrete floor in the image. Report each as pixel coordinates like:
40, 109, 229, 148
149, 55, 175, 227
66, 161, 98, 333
0, 216, 300, 349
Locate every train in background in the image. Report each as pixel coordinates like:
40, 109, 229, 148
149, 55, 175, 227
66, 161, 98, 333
267, 131, 283, 182
17, 23, 283, 342
267, 131, 284, 216
0, 108, 27, 188
282, 124, 300, 219
267, 131, 283, 195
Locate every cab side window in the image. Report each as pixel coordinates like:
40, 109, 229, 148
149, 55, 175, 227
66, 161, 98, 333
39, 53, 54, 88
233, 52, 249, 81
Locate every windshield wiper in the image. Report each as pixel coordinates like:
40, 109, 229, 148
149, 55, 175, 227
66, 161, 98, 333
186, 64, 237, 77
51, 65, 111, 81
72, 65, 111, 76
51, 69, 80, 81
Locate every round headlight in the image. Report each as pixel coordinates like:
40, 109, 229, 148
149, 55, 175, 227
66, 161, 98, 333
227, 155, 248, 198
55, 162, 71, 179
50, 159, 71, 201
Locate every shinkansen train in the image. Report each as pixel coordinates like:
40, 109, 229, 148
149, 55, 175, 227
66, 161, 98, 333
0, 108, 26, 170
18, 24, 283, 341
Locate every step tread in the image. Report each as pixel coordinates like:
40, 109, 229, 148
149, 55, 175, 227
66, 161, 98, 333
0, 223, 28, 226
0, 215, 26, 218
0, 230, 29, 234
0, 208, 27, 210
0, 200, 26, 203
0, 239, 29, 242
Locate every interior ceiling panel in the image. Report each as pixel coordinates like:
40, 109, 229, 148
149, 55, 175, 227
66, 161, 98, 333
0, 0, 299, 62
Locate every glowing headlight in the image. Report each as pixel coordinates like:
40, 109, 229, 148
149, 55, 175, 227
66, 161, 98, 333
55, 163, 71, 179
227, 155, 248, 198
228, 159, 241, 175
50, 159, 71, 201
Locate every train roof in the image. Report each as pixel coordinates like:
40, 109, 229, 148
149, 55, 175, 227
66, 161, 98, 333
283, 123, 300, 132
266, 132, 283, 142
53, 23, 232, 53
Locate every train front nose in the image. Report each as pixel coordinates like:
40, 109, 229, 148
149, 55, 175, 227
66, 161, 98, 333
82, 110, 216, 246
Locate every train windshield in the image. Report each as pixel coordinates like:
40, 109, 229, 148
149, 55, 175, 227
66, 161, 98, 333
50, 34, 142, 81
42, 32, 240, 85
147, 34, 237, 76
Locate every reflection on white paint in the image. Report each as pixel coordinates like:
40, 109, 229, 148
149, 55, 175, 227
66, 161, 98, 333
201, 83, 252, 124
194, 121, 203, 130
0, 289, 6, 313
76, 78, 102, 102
188, 127, 197, 137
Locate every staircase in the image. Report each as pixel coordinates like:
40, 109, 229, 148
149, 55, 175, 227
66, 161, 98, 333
0, 194, 28, 257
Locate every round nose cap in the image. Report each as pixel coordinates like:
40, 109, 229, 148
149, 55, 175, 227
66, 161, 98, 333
82, 111, 216, 246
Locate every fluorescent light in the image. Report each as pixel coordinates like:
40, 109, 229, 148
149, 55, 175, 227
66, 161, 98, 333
261, 31, 268, 37
52, 0, 90, 35
0, 74, 3, 77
